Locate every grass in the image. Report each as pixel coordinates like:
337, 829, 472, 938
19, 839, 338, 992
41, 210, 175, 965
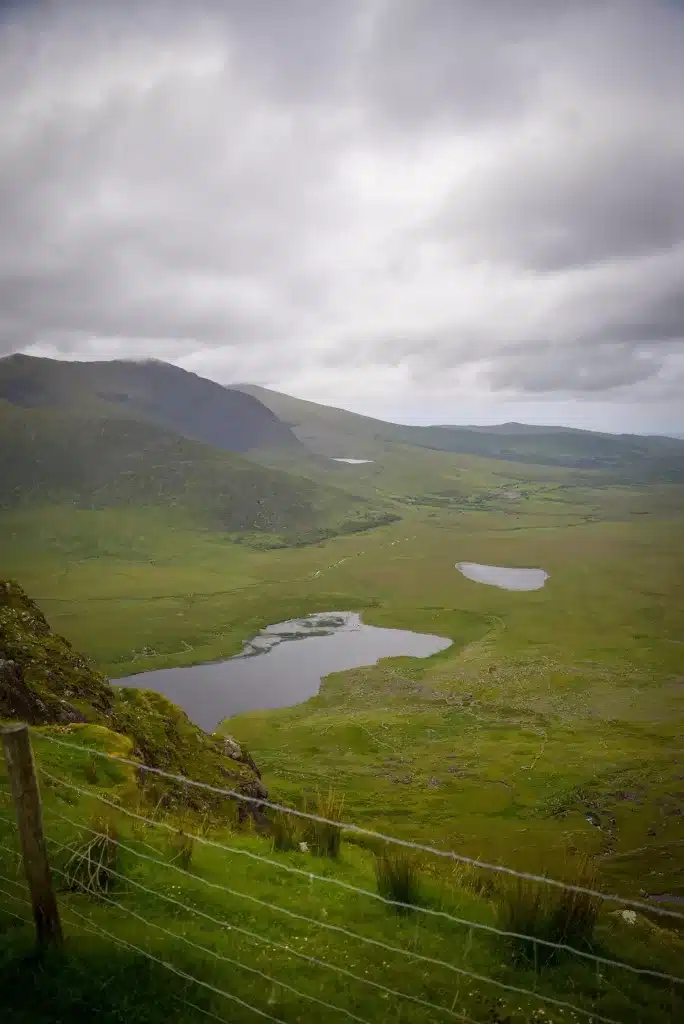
374, 847, 423, 913
302, 789, 344, 859
270, 808, 302, 853
1, 446, 683, 1021
497, 858, 602, 964
237, 384, 684, 479
2, 736, 682, 1024
0, 399, 394, 544
61, 815, 120, 896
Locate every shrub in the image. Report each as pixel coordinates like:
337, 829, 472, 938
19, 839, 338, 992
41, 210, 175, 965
303, 789, 344, 859
497, 857, 601, 965
375, 848, 422, 913
62, 816, 119, 896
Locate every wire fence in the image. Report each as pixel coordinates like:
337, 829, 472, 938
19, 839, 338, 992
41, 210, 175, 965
1, 726, 683, 1024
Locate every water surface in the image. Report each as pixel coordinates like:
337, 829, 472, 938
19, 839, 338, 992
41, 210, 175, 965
114, 611, 450, 732
331, 458, 374, 464
456, 562, 549, 591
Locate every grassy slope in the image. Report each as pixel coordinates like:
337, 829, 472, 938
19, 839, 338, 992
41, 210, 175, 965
238, 384, 684, 478
0, 580, 263, 810
0, 401, 398, 542
1, 448, 683, 1022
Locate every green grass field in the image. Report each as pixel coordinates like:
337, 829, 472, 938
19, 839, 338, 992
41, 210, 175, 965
1, 450, 683, 1022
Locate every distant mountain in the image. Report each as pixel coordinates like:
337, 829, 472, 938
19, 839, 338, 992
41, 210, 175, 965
0, 354, 304, 456
237, 384, 684, 480
0, 356, 400, 541
0, 400, 381, 539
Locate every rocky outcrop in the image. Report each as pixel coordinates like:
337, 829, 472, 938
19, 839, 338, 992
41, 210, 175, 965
0, 579, 266, 817
0, 579, 114, 722
0, 658, 86, 723
222, 734, 263, 780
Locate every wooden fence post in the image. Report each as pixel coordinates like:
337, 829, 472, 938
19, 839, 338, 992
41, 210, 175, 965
1, 723, 63, 951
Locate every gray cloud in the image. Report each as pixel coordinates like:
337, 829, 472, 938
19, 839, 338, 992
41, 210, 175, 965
440, 136, 684, 272
0, 0, 683, 423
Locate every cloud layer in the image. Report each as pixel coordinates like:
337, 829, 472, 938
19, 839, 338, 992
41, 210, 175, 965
1, 0, 683, 428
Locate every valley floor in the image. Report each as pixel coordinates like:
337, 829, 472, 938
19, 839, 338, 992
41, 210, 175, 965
1, 470, 683, 1022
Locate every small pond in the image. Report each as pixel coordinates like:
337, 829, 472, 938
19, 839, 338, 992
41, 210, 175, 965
114, 611, 450, 732
456, 562, 549, 591
330, 458, 374, 464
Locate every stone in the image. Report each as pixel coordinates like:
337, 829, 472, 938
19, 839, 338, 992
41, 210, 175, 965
223, 735, 243, 760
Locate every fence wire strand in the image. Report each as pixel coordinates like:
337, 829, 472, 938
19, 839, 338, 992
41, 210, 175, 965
38, 770, 684, 992
56, 901, 289, 1024
12, 795, 627, 1024
31, 730, 684, 924
2, 733, 679, 1024
38, 830, 477, 1024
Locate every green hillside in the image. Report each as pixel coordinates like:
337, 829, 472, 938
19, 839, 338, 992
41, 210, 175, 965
0, 354, 304, 457
0, 401, 395, 543
238, 384, 684, 479
2, 497, 683, 1023
0, 579, 264, 810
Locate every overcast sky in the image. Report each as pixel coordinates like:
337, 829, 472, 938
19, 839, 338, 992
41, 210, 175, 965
1, 0, 683, 432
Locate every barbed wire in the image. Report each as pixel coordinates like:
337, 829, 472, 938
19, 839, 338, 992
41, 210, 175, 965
31, 730, 684, 924
38, 769, 684, 991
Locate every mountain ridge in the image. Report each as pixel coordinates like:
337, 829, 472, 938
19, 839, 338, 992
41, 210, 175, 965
0, 353, 305, 456
236, 383, 684, 478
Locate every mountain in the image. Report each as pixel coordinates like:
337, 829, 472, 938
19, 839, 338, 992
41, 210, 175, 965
0, 354, 304, 456
237, 384, 684, 480
0, 399, 391, 541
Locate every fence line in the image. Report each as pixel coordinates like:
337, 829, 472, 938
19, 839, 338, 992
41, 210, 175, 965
36, 767, 684, 990
2, 817, 625, 1024
36, 831, 478, 1024
2, 736, 679, 1024
31, 730, 684, 924
60, 903, 290, 1024
40, 772, 623, 969
0, 883, 30, 910
22, 798, 632, 1024
42, 849, 379, 1024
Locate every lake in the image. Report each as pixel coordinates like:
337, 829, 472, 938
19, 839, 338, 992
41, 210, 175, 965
456, 562, 549, 591
114, 611, 451, 732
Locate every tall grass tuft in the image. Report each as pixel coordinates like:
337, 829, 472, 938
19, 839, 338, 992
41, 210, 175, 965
82, 755, 99, 785
374, 847, 422, 913
497, 856, 601, 964
63, 816, 119, 896
270, 809, 301, 852
169, 828, 194, 870
303, 789, 344, 859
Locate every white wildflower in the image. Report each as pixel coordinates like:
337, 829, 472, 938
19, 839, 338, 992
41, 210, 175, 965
621, 909, 637, 925
299, 841, 309, 853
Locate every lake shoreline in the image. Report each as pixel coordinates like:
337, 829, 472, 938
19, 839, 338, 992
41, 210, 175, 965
113, 610, 451, 732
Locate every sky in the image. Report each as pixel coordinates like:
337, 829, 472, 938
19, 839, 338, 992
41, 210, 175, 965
1, 0, 683, 433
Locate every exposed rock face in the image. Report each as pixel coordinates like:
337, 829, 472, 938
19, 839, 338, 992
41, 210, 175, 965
223, 734, 262, 779
0, 658, 87, 723
0, 579, 114, 722
0, 579, 267, 816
